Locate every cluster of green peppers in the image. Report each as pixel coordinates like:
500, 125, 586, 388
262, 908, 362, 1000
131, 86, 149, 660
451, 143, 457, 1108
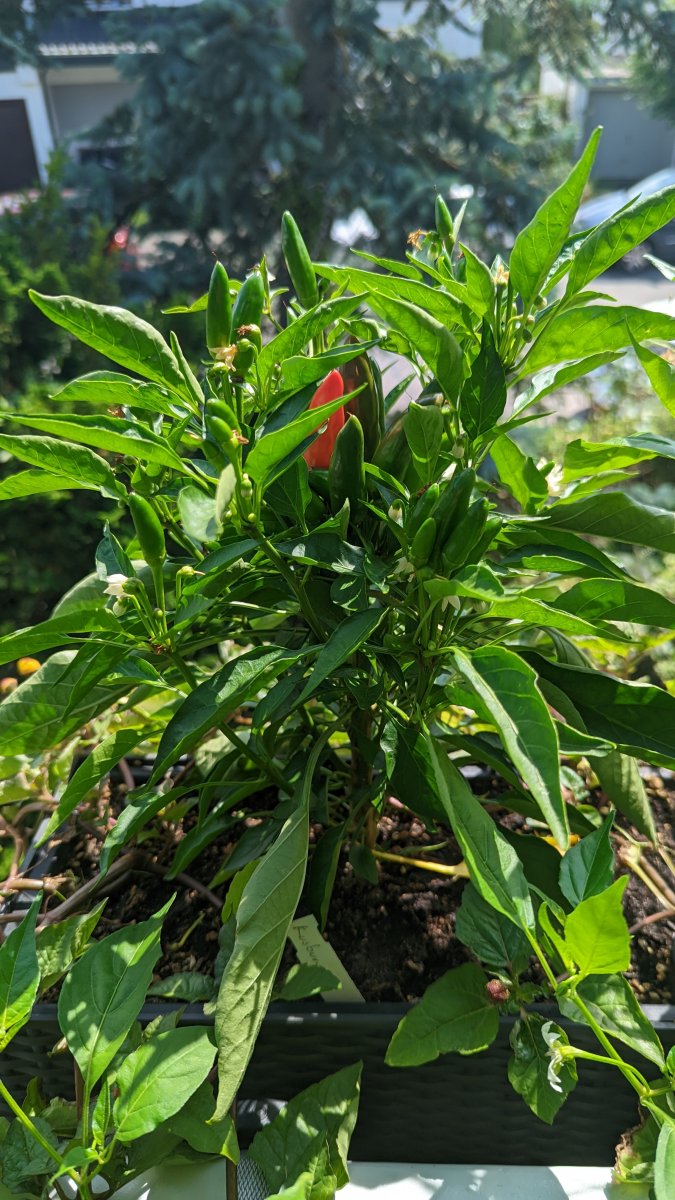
206, 259, 264, 374
403, 467, 496, 577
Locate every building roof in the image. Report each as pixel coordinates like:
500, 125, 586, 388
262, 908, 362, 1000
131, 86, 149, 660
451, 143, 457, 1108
38, 12, 155, 60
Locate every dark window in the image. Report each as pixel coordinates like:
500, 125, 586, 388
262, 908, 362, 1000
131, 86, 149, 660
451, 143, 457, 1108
0, 100, 39, 192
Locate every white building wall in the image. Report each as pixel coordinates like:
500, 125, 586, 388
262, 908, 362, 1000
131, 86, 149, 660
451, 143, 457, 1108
0, 65, 54, 183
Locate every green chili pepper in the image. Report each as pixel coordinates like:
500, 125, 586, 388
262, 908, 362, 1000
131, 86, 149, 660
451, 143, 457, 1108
232, 269, 265, 332
236, 323, 262, 352
328, 415, 365, 517
129, 494, 165, 566
409, 516, 437, 568
440, 498, 488, 574
432, 467, 475, 550
233, 338, 258, 374
203, 439, 228, 473
206, 397, 239, 428
206, 261, 232, 354
281, 211, 318, 309
435, 195, 454, 252
406, 483, 440, 538
463, 514, 501, 566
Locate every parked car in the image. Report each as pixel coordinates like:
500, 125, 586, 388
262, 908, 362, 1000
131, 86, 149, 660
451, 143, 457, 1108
576, 166, 675, 272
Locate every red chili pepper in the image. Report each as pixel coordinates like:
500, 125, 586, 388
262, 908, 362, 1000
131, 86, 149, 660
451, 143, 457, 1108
303, 369, 345, 469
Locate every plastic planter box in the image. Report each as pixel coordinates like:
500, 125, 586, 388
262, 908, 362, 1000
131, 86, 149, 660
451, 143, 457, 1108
5, 1000, 675, 1165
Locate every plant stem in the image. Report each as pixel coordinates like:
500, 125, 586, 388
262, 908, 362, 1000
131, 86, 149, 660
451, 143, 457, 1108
570, 992, 649, 1096
523, 929, 559, 992
372, 848, 469, 879
0, 1076, 77, 1179
254, 530, 325, 641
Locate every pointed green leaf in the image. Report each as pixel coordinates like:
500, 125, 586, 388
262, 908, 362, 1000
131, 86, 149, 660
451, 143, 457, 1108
455, 883, 530, 969
245, 391, 353, 488
452, 646, 569, 849
593, 751, 657, 843
29, 291, 187, 395
522, 306, 675, 374
58, 900, 171, 1089
114, 1027, 216, 1142
567, 185, 675, 296
315, 262, 469, 324
297, 608, 383, 704
40, 726, 152, 844
6, 412, 186, 471
404, 401, 444, 483
459, 244, 494, 316
151, 648, 302, 780
460, 324, 507, 439
386, 963, 498, 1067
51, 371, 183, 416
214, 771, 311, 1117
0, 470, 85, 501
0, 611, 119, 662
655, 1121, 675, 1200
564, 876, 630, 976
559, 817, 614, 906
365, 294, 463, 399
0, 432, 125, 501
508, 1014, 577, 1124
514, 353, 621, 415
556, 577, 675, 628
631, 335, 675, 417
35, 903, 106, 993
542, 491, 675, 554
558, 974, 664, 1068
0, 901, 40, 1052
427, 740, 535, 931
511, 127, 601, 306
256, 295, 364, 383
491, 434, 549, 514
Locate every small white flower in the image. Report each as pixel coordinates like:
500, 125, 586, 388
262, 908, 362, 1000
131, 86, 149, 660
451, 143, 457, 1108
104, 573, 129, 598
393, 556, 416, 578
441, 594, 461, 613
542, 1020, 565, 1093
545, 464, 565, 496
388, 502, 404, 525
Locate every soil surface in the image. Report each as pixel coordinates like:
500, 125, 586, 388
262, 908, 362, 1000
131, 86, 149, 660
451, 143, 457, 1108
37, 760, 675, 1005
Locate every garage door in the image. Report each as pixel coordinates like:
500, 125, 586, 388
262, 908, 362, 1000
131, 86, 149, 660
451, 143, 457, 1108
0, 99, 39, 191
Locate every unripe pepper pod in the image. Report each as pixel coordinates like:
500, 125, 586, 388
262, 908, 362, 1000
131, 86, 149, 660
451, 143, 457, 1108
129, 494, 166, 566
231, 269, 265, 331
303, 370, 345, 470
441, 497, 489, 574
281, 211, 318, 309
406, 483, 439, 538
435, 195, 454, 251
328, 415, 365, 517
341, 353, 384, 461
206, 261, 232, 354
409, 516, 437, 568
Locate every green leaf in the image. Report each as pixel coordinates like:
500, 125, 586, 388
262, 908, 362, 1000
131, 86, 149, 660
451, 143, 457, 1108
0, 650, 131, 757
491, 435, 550, 513
631, 335, 675, 417
0, 900, 40, 1052
542, 490, 675, 554
0, 432, 125, 501
35, 903, 106, 993
147, 972, 216, 1002
459, 244, 494, 316
39, 727, 152, 845
455, 883, 530, 969
214, 764, 313, 1117
50, 371, 184, 416
567, 185, 675, 295
245, 391, 352, 488
297, 608, 382, 705
460, 324, 507, 440
564, 876, 630, 976
555, 577, 675, 628
404, 401, 444, 483
365, 294, 463, 399
558, 974, 664, 1068
178, 486, 221, 543
58, 900, 171, 1089
646, 253, 675, 281
152, 649, 302, 780
0, 470, 86, 501
559, 817, 614, 906
0, 611, 119, 663
386, 963, 498, 1067
593, 751, 657, 843
522, 306, 675, 373
113, 1026, 216, 1142
524, 652, 675, 771
278, 341, 379, 395
256, 295, 364, 383
6, 412, 186, 471
275, 964, 340, 1002
29, 291, 188, 395
169, 1081, 238, 1160
427, 740, 535, 931
655, 1121, 675, 1200
315, 262, 469, 325
563, 434, 675, 478
486, 594, 607, 639
510, 127, 601, 306
452, 646, 569, 850
507, 1014, 577, 1124
513, 353, 622, 415
249, 1062, 362, 1195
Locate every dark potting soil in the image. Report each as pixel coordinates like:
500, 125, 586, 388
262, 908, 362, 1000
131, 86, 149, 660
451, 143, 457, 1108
41, 763, 675, 1005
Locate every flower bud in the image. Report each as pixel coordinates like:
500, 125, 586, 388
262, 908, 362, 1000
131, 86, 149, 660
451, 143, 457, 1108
485, 978, 511, 1005
0, 677, 17, 695
17, 657, 40, 676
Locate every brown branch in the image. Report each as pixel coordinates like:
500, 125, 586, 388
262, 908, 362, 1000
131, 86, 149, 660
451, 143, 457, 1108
629, 909, 675, 935
137, 858, 222, 910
